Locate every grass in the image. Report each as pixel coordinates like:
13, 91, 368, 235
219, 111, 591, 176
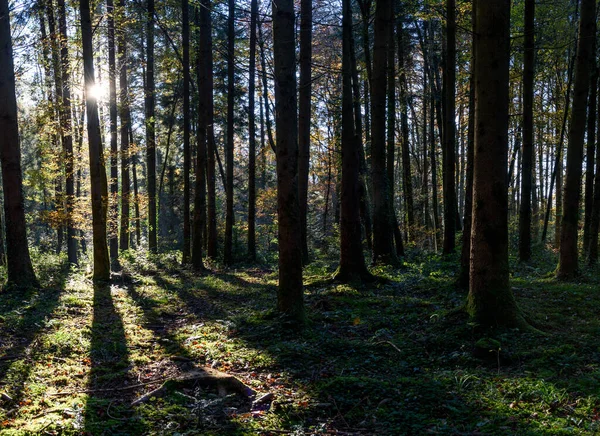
0, 246, 599, 435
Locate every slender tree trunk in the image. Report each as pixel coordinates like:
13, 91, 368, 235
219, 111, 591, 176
468, 0, 524, 328
80, 0, 110, 281
371, 0, 398, 265
273, 0, 304, 322
541, 55, 575, 242
583, 23, 597, 256
182, 0, 191, 262
192, 3, 208, 271
0, 0, 38, 287
588, 75, 600, 263
442, 0, 457, 255
118, 0, 130, 251
131, 133, 141, 247
53, 0, 78, 265
298, 0, 312, 265
398, 18, 414, 238
557, 0, 596, 279
519, 0, 535, 262
335, 0, 372, 282
107, 0, 119, 262
247, 0, 258, 261
205, 0, 217, 259
224, 0, 235, 265
146, 0, 157, 253
350, 16, 372, 251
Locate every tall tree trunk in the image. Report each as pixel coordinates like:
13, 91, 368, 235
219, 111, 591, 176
588, 75, 600, 263
247, 0, 258, 261
468, 0, 524, 328
118, 0, 130, 251
518, 0, 535, 262
583, 23, 598, 256
224, 0, 235, 265
273, 0, 304, 322
258, 23, 276, 154
107, 0, 119, 262
442, 0, 457, 255
557, 0, 596, 279
541, 55, 575, 242
192, 2, 208, 271
398, 18, 414, 238
0, 0, 38, 287
298, 0, 312, 265
349, 14, 372, 251
370, 0, 398, 265
80, 0, 110, 281
54, 0, 78, 265
205, 0, 217, 259
386, 10, 404, 257
131, 130, 141, 247
182, 0, 191, 262
146, 0, 157, 253
335, 0, 372, 282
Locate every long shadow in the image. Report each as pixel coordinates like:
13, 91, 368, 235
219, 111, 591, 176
122, 278, 250, 434
0, 259, 70, 422
83, 283, 135, 434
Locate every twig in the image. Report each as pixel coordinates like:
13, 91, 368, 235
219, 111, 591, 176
106, 400, 130, 421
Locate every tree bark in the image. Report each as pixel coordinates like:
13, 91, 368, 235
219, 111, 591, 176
518, 0, 535, 262
247, 0, 258, 261
588, 75, 600, 263
224, 0, 235, 265
398, 18, 414, 238
182, 0, 191, 263
192, 1, 209, 271
107, 0, 119, 262
467, 0, 524, 328
273, 0, 304, 322
583, 22, 597, 256
146, 0, 157, 253
557, 0, 596, 279
442, 0, 457, 255
370, 0, 398, 265
55, 0, 77, 265
298, 0, 312, 265
458, 1, 476, 289
0, 0, 38, 287
118, 0, 130, 251
334, 0, 373, 283
80, 0, 110, 281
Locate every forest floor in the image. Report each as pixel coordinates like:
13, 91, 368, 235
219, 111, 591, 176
0, 246, 600, 435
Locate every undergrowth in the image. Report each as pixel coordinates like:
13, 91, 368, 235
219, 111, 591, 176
0, 247, 599, 435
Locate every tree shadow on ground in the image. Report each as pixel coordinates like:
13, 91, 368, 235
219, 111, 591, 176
83, 282, 135, 434
0, 258, 70, 416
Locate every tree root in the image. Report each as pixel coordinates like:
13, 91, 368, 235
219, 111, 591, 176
131, 367, 256, 406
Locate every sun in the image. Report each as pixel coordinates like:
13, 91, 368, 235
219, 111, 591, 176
88, 82, 107, 101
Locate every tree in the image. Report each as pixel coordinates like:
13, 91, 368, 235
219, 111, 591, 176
442, 0, 457, 255
107, 0, 119, 263
182, 0, 191, 263
0, 0, 39, 287
118, 0, 131, 251
224, 0, 235, 265
146, 0, 157, 254
371, 0, 398, 265
298, 0, 312, 265
518, 0, 535, 262
247, 0, 258, 262
57, 0, 77, 265
467, 0, 524, 327
272, 0, 304, 322
334, 0, 372, 283
557, 0, 596, 279
80, 0, 110, 281
192, 0, 209, 271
